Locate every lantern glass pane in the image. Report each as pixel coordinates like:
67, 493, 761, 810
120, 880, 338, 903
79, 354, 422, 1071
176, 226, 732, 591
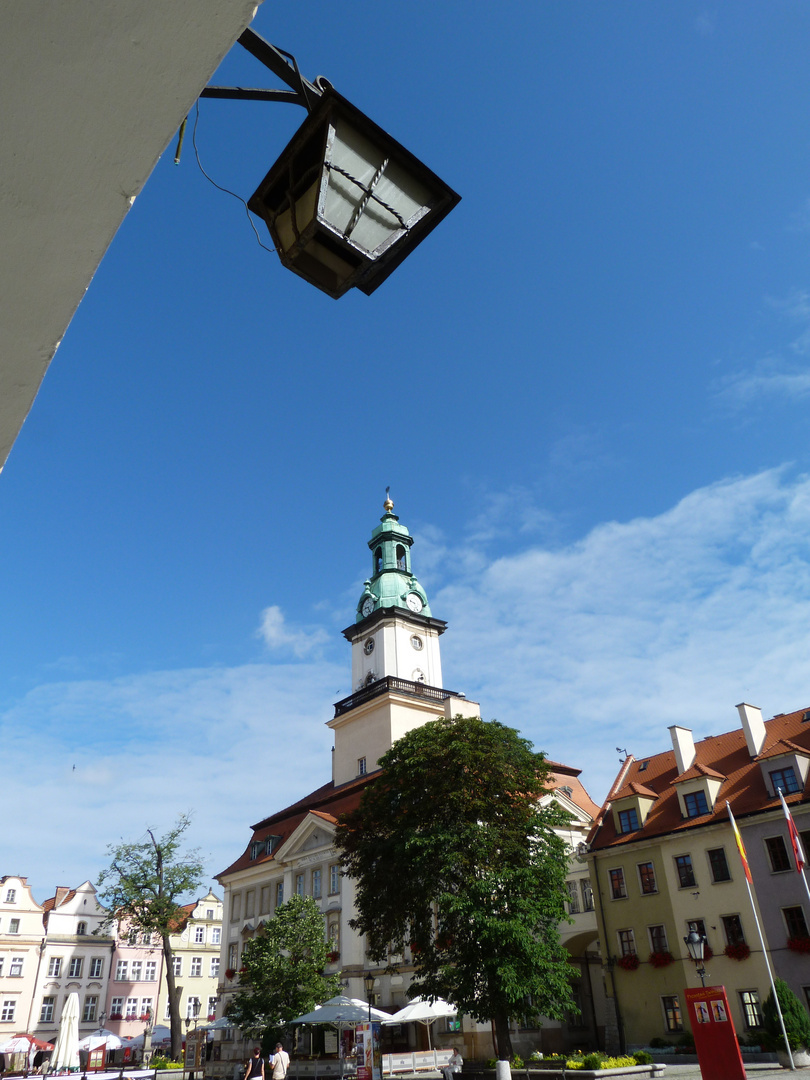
325, 120, 432, 255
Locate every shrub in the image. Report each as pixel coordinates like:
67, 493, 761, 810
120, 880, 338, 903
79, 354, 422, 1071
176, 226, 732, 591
150, 1055, 183, 1070
649, 1037, 670, 1049
763, 978, 810, 1052
511, 1056, 523, 1068
633, 1050, 654, 1064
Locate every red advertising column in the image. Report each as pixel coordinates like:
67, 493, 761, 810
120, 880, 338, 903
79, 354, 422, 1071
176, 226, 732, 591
684, 986, 745, 1080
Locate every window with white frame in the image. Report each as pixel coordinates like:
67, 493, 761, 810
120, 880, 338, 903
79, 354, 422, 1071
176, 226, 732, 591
662, 995, 683, 1032
565, 880, 580, 914
211, 927, 221, 945
206, 909, 214, 920
89, 958, 103, 979
115, 960, 128, 981
739, 990, 763, 1029
275, 882, 284, 907
172, 956, 182, 977
140, 998, 153, 1018
186, 997, 201, 1020
358, 757, 367, 776
8, 918, 19, 934
125, 997, 138, 1018
69, 958, 83, 978
40, 997, 56, 1023
230, 894, 241, 922
329, 865, 340, 895
245, 891, 255, 919
210, 957, 220, 978
327, 919, 340, 953
110, 997, 123, 1017
1, 1000, 16, 1022
130, 961, 142, 981
190, 957, 202, 977
617, 928, 636, 957
608, 867, 627, 899
228, 944, 237, 970
164, 1000, 172, 1020
649, 925, 668, 952
48, 957, 63, 978
4, 889, 16, 903
581, 878, 594, 911
9, 957, 23, 977
0, 959, 4, 977
208, 996, 217, 1018
194, 926, 205, 944
296, 874, 304, 897
145, 961, 156, 981
77, 921, 87, 935
82, 996, 98, 1023
260, 886, 271, 915
312, 869, 322, 899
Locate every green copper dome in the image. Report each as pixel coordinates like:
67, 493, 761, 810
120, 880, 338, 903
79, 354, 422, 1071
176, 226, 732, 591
356, 492, 431, 622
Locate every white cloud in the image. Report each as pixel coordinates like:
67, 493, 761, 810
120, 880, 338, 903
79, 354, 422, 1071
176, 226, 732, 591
716, 364, 810, 405
257, 605, 329, 657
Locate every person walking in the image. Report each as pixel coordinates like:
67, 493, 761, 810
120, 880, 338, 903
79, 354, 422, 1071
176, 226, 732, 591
270, 1043, 290, 1080
245, 1048, 265, 1080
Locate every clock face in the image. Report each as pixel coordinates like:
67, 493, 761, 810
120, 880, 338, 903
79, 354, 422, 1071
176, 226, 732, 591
361, 597, 375, 618
405, 593, 423, 613
364, 638, 375, 655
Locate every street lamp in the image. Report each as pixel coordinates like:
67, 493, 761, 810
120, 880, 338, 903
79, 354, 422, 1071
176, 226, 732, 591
683, 930, 708, 987
363, 972, 375, 1023
142, 1011, 154, 1068
201, 29, 460, 299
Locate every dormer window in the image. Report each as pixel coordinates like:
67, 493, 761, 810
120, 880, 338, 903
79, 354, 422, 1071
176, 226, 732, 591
77, 921, 87, 936
759, 751, 808, 798
617, 808, 639, 834
4, 889, 16, 904
684, 791, 710, 818
771, 766, 800, 795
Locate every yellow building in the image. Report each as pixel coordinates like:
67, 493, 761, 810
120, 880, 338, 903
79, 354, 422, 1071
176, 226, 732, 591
156, 890, 223, 1031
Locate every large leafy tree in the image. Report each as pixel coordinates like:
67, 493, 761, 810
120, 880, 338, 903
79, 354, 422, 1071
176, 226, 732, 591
336, 715, 575, 1059
97, 814, 205, 1060
227, 895, 343, 1049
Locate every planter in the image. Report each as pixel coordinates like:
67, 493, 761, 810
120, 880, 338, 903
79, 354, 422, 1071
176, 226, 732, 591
778, 1048, 810, 1068
724, 942, 750, 961
787, 936, 810, 954
616, 954, 640, 971
648, 951, 674, 969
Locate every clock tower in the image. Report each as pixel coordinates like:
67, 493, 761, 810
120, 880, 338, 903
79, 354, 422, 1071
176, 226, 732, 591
328, 492, 477, 786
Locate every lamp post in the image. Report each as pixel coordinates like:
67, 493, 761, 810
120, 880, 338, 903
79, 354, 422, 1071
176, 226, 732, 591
142, 1011, 154, 1069
683, 930, 708, 988
200, 29, 460, 299
184, 1001, 201, 1080
363, 972, 375, 1023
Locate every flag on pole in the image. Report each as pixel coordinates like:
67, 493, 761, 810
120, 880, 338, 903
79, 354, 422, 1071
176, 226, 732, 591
727, 802, 753, 883
778, 788, 806, 872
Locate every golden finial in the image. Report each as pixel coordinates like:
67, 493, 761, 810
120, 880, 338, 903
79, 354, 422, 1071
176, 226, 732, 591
384, 486, 394, 512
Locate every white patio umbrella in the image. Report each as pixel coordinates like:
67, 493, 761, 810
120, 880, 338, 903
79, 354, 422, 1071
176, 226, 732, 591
129, 1025, 171, 1048
384, 997, 457, 1050
51, 992, 81, 1070
291, 996, 390, 1025
77, 1030, 124, 1051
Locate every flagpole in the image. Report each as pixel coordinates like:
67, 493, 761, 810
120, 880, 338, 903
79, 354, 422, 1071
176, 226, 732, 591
778, 789, 810, 909
727, 801, 795, 1071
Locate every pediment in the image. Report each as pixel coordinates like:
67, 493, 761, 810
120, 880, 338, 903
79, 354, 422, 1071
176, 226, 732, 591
276, 812, 337, 864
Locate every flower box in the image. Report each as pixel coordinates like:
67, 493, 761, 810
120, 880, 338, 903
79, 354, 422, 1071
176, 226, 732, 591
648, 951, 674, 968
787, 936, 810, 954
616, 953, 640, 971
724, 942, 750, 961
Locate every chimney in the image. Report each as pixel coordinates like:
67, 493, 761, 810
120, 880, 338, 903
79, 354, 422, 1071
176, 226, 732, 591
669, 725, 696, 775
737, 702, 766, 757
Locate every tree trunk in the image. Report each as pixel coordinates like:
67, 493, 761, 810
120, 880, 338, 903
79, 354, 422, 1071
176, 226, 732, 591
162, 933, 182, 1060
493, 1013, 513, 1061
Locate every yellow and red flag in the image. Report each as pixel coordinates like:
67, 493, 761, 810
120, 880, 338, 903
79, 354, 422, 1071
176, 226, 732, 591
779, 788, 806, 872
726, 802, 753, 884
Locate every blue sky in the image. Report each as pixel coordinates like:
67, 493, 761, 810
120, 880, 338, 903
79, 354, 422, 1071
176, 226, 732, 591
5, 2, 810, 899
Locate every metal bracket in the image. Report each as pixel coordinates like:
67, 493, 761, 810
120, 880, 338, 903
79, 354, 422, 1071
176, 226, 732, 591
200, 28, 323, 112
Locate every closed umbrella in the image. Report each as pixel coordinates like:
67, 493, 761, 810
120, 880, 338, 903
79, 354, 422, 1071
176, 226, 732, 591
51, 992, 81, 1071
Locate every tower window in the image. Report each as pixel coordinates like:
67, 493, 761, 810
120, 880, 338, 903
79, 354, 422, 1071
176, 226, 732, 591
364, 638, 374, 655
396, 545, 407, 570
375, 547, 383, 573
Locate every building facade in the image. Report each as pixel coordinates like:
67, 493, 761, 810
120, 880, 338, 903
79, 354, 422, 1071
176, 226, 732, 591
213, 497, 602, 1071
588, 702, 810, 1051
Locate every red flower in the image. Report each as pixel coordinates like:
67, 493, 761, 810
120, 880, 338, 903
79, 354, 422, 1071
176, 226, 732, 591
724, 942, 750, 961
616, 953, 640, 971
648, 950, 674, 968
224, 968, 236, 979
788, 936, 810, 954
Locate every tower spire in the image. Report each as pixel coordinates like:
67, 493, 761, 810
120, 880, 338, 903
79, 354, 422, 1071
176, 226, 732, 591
384, 486, 394, 513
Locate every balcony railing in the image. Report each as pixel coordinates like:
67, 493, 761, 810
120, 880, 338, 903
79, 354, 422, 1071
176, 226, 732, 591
334, 676, 458, 718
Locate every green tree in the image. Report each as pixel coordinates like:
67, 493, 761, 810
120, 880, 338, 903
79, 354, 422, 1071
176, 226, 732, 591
227, 895, 342, 1048
97, 814, 205, 1060
763, 978, 810, 1053
335, 715, 576, 1059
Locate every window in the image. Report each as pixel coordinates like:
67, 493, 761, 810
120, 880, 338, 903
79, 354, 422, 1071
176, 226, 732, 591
9, 957, 23, 977
191, 957, 202, 977
766, 835, 792, 873
82, 996, 98, 1023
675, 855, 696, 888
396, 545, 407, 570
172, 956, 182, 977
312, 869, 322, 899
187, 997, 201, 1020
296, 874, 304, 897
708, 847, 731, 882
0, 959, 4, 977
230, 893, 241, 922
211, 927, 221, 945
130, 961, 142, 981
581, 878, 594, 911
358, 757, 367, 777
638, 862, 657, 895
89, 958, 103, 979
245, 891, 255, 919
250, 840, 262, 861
649, 925, 668, 952
275, 882, 284, 907
206, 909, 214, 920
69, 958, 83, 978
1, 1000, 16, 1022
618, 929, 636, 956
327, 920, 340, 952
164, 1000, 171, 1020
126, 997, 138, 1018
609, 868, 627, 899
48, 957, 63, 978
329, 865, 340, 895
110, 997, 123, 1018
617, 807, 639, 834
194, 926, 205, 944
4, 889, 16, 903
260, 886, 271, 915
228, 944, 237, 970
8, 918, 19, 934
662, 995, 683, 1032
784, 906, 809, 940
722, 914, 746, 946
115, 960, 128, 981
770, 766, 800, 795
145, 961, 156, 981
684, 790, 710, 817
210, 957, 220, 978
140, 998, 153, 1018
565, 880, 580, 914
40, 997, 55, 1023
739, 990, 763, 1029
208, 996, 217, 1018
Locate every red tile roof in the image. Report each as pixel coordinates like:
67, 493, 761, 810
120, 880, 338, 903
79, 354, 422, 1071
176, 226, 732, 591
589, 705, 810, 851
